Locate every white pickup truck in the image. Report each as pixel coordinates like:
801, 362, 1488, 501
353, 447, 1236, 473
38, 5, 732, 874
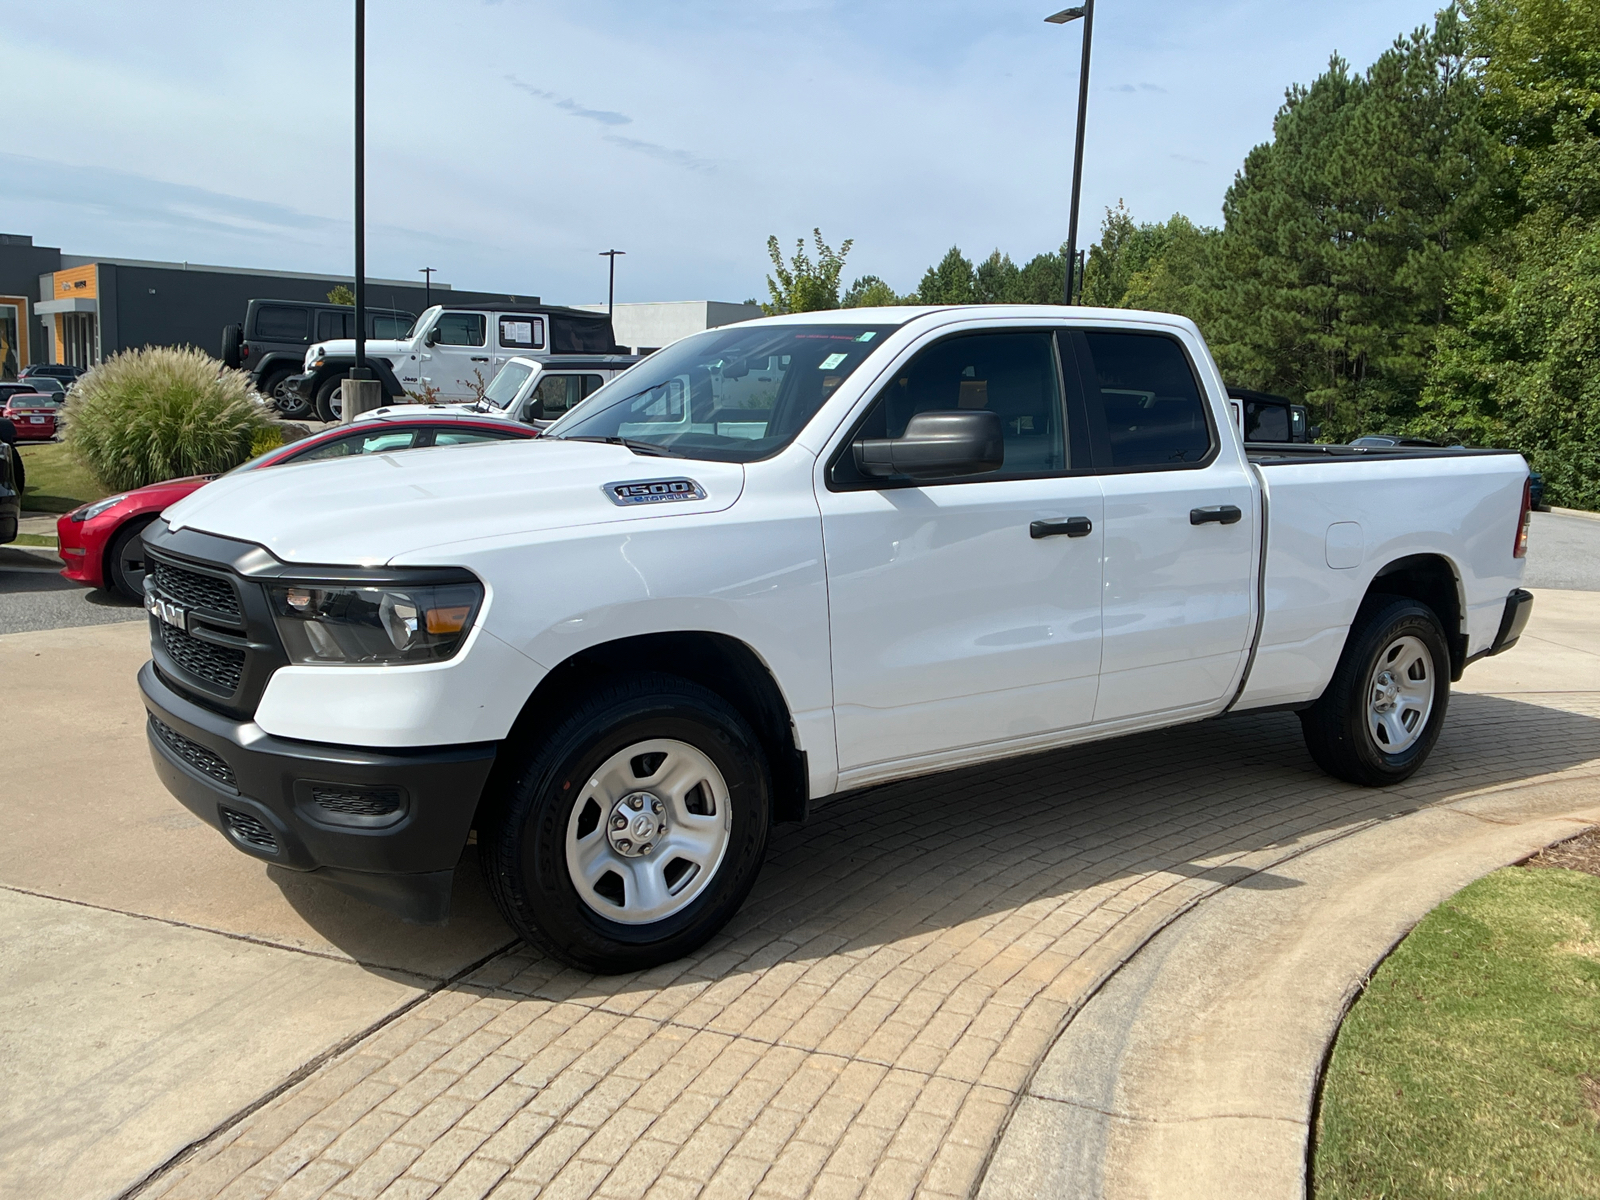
137, 305, 1535, 972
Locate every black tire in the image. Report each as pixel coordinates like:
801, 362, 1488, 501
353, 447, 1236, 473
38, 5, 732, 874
480, 673, 772, 973
220, 324, 242, 370
314, 375, 344, 423
1300, 596, 1451, 787
107, 516, 156, 602
261, 368, 311, 418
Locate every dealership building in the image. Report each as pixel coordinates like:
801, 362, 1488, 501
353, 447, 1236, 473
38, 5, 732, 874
0, 231, 543, 379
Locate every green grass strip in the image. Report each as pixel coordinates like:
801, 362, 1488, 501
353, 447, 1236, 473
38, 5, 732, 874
1314, 865, 1600, 1198
17, 441, 111, 513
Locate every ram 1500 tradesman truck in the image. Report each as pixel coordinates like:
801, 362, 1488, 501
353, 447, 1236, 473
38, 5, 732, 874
287, 303, 621, 420
138, 306, 1535, 972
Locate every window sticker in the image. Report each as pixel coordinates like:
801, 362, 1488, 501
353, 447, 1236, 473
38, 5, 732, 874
502, 319, 535, 346
819, 352, 849, 370
856, 331, 877, 342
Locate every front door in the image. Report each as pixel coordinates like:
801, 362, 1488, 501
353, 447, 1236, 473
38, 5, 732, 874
418, 310, 491, 399
819, 328, 1105, 777
1063, 329, 1257, 723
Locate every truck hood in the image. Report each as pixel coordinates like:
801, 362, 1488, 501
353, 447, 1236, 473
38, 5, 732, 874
307, 338, 412, 364
161, 439, 746, 566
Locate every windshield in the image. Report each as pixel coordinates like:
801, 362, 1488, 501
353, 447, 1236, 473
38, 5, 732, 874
485, 361, 534, 409
549, 323, 897, 461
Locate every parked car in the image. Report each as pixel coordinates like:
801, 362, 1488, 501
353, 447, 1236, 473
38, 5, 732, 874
286, 303, 621, 421
136, 304, 1536, 972
58, 413, 538, 601
0, 418, 19, 544
220, 299, 416, 419
19, 363, 85, 383
0, 393, 61, 440
355, 354, 642, 430
1227, 387, 1313, 443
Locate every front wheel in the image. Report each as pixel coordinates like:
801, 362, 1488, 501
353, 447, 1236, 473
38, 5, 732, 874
1300, 596, 1451, 786
263, 369, 311, 419
107, 516, 156, 602
480, 674, 772, 973
314, 377, 343, 423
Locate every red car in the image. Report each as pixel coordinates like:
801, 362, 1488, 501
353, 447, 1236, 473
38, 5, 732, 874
1, 393, 61, 440
59, 412, 535, 600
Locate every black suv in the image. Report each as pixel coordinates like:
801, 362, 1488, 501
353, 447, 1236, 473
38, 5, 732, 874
221, 300, 414, 418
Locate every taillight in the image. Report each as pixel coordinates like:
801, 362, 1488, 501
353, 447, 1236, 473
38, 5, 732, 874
241, 344, 250, 360
1514, 476, 1532, 558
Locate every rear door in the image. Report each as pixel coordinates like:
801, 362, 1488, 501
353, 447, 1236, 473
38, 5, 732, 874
493, 314, 546, 375
1065, 329, 1256, 723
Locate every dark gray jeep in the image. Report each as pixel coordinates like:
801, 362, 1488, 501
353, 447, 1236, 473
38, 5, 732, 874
221, 300, 414, 418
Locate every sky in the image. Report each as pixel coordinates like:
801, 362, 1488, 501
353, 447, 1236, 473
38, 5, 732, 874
0, 0, 1447, 306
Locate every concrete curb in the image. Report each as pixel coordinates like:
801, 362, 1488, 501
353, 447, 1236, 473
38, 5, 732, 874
978, 777, 1600, 1200
1550, 505, 1600, 522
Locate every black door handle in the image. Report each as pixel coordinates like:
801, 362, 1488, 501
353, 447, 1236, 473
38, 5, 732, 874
1031, 516, 1093, 539
1190, 505, 1243, 526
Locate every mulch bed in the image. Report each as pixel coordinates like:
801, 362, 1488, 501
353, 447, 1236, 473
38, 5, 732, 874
1522, 827, 1600, 877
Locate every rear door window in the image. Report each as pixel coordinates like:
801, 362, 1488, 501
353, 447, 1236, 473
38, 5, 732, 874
316, 310, 353, 341
498, 316, 545, 351
254, 306, 309, 342
1073, 331, 1213, 469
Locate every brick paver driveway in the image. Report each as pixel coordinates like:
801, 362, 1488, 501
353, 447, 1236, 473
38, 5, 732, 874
139, 687, 1600, 1200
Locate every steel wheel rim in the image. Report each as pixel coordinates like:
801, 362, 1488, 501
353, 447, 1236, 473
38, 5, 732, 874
1366, 634, 1434, 754
329, 385, 343, 419
565, 737, 732, 925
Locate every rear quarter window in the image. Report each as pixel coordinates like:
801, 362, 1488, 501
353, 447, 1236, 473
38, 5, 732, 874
253, 306, 309, 342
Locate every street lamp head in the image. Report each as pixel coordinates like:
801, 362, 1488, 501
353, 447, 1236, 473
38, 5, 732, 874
1045, 6, 1085, 22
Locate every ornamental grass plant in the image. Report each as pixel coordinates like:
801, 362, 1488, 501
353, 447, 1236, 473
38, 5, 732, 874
65, 346, 274, 491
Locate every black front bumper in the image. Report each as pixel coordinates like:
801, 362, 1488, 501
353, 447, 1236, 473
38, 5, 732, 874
139, 661, 498, 923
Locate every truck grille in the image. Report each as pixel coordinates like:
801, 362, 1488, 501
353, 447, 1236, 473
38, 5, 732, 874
149, 715, 237, 788
157, 621, 245, 692
151, 559, 239, 617
219, 807, 279, 853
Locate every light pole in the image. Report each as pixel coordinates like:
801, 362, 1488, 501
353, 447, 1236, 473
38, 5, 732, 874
1047, 3, 1095, 305
599, 249, 625, 315
353, 0, 367, 375
419, 266, 436, 308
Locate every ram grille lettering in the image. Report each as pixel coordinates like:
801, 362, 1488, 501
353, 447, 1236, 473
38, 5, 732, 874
604, 479, 708, 506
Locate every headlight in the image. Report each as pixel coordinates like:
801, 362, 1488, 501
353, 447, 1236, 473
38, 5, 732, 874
72, 494, 128, 522
269, 580, 483, 665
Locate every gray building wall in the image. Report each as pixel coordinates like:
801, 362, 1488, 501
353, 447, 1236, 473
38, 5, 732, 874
0, 233, 63, 369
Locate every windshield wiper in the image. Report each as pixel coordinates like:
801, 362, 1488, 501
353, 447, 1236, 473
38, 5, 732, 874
561, 435, 676, 458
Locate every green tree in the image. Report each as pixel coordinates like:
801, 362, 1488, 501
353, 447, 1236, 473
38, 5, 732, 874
915, 246, 976, 304
974, 251, 1020, 303
1204, 7, 1498, 438
1419, 0, 1600, 507
764, 229, 854, 314
842, 275, 903, 307
326, 285, 355, 305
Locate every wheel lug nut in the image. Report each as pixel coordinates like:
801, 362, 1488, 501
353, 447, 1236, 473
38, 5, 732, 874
628, 796, 643, 810
617, 838, 632, 851
640, 842, 653, 854
651, 799, 663, 814
611, 816, 627, 830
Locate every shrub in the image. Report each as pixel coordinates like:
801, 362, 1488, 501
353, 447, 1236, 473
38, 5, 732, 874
65, 346, 274, 490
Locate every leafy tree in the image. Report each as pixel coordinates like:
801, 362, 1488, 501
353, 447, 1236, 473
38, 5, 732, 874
326, 285, 355, 306
1419, 0, 1600, 507
915, 246, 977, 304
764, 229, 853, 314
842, 275, 902, 307
974, 252, 1020, 303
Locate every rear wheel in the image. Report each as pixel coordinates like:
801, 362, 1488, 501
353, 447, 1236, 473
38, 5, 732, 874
261, 368, 310, 418
107, 516, 156, 602
1300, 596, 1450, 786
480, 674, 771, 973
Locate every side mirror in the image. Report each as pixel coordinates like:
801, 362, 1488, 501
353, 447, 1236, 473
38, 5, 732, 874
424, 329, 440, 348
853, 410, 1004, 480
